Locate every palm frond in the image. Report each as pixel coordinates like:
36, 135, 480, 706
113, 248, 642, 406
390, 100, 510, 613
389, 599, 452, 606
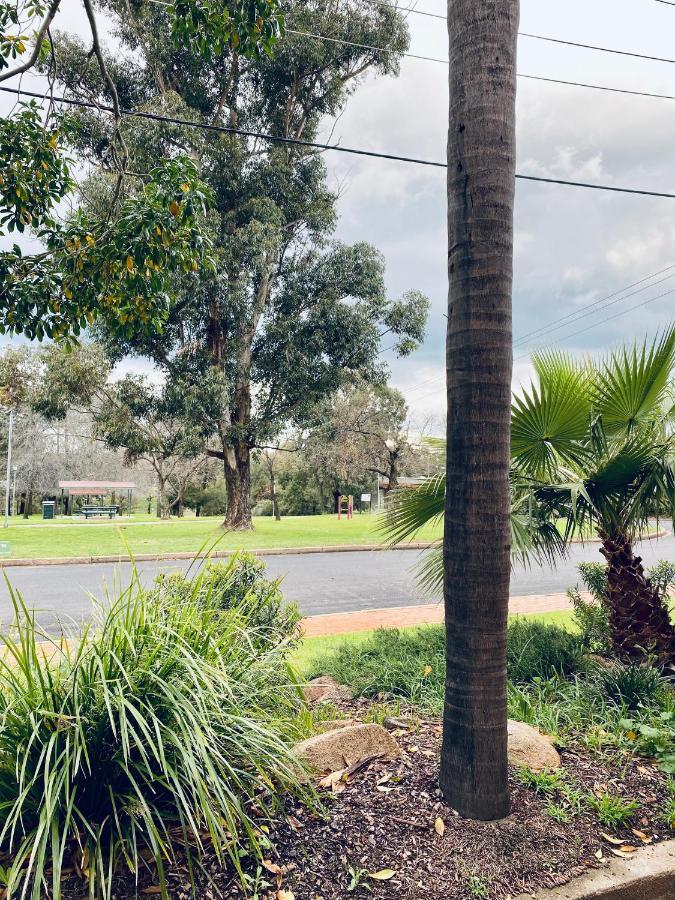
512, 356, 591, 478
593, 326, 675, 435
379, 473, 445, 546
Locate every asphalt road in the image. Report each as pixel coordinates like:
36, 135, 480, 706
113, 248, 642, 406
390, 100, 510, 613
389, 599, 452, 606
0, 532, 673, 634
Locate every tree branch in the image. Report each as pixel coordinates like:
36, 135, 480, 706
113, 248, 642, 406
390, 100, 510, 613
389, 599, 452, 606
0, 0, 61, 84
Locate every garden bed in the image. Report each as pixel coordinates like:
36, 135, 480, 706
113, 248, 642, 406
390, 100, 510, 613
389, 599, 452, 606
50, 701, 672, 900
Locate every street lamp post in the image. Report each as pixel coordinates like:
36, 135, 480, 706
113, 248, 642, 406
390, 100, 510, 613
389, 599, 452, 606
11, 465, 17, 517
4, 408, 13, 529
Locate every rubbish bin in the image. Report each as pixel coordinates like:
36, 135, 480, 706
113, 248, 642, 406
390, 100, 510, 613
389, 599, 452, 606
42, 500, 55, 520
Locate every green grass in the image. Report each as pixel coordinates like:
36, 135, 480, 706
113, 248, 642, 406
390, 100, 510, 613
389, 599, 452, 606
0, 514, 442, 559
290, 610, 578, 677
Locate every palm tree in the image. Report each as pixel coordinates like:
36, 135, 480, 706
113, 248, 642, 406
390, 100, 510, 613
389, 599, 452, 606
384, 328, 675, 668
512, 332, 675, 666
442, 0, 520, 820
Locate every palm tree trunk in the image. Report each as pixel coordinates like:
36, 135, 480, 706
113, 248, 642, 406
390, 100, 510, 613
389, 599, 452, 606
441, 0, 519, 820
601, 534, 675, 666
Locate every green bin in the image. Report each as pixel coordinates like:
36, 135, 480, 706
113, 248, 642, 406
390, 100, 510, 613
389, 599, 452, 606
42, 501, 55, 520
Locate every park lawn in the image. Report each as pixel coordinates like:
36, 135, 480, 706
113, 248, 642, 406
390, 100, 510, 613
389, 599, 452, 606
0, 513, 442, 559
290, 609, 577, 676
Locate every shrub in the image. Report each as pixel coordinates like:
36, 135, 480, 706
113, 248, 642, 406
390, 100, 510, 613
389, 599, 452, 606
594, 661, 665, 710
155, 553, 301, 649
0, 572, 309, 899
507, 619, 584, 683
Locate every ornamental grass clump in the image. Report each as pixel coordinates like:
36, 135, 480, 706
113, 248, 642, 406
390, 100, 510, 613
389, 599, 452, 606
0, 567, 309, 900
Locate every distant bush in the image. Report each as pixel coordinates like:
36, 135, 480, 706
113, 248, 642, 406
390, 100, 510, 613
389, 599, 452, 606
253, 499, 274, 516
0, 569, 308, 899
593, 661, 666, 710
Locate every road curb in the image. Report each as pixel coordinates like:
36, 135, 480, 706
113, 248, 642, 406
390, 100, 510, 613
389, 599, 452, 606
0, 529, 668, 569
0, 541, 436, 568
515, 837, 675, 899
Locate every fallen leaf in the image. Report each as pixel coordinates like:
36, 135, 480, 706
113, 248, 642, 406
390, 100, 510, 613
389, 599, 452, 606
263, 860, 283, 875
618, 845, 637, 853
594, 849, 604, 860
434, 817, 445, 836
369, 869, 396, 881
600, 832, 625, 846
609, 848, 635, 859
631, 828, 652, 844
277, 892, 295, 900
141, 889, 162, 895
422, 665, 432, 677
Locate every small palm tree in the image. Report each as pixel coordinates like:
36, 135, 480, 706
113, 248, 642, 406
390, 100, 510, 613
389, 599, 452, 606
383, 328, 675, 666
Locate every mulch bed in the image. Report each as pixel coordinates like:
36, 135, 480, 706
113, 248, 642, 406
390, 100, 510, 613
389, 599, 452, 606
57, 702, 672, 900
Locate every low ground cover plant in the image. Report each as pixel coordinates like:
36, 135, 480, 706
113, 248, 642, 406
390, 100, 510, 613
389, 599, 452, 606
0, 556, 308, 899
308, 620, 675, 777
307, 620, 585, 710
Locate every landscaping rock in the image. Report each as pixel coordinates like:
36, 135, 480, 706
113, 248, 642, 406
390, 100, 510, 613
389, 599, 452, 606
302, 676, 351, 703
314, 719, 357, 733
508, 719, 561, 772
293, 723, 402, 774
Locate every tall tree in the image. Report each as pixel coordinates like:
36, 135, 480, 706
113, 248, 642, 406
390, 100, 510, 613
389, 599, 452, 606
54, 0, 428, 530
443, 0, 519, 819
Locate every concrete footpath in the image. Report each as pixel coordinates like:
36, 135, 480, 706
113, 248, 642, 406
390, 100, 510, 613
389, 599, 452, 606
300, 590, 575, 637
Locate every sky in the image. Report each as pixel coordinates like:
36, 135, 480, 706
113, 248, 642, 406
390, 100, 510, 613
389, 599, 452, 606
3, 0, 675, 423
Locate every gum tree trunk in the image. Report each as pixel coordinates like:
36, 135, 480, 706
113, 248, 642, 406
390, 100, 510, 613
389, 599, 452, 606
601, 533, 675, 667
441, 0, 519, 820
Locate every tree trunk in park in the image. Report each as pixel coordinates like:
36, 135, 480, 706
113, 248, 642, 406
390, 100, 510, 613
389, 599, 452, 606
441, 0, 519, 820
601, 533, 675, 667
156, 475, 170, 520
223, 443, 253, 530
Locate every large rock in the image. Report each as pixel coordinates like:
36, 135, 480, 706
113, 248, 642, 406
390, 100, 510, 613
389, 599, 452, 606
302, 676, 351, 703
293, 723, 402, 774
508, 719, 561, 772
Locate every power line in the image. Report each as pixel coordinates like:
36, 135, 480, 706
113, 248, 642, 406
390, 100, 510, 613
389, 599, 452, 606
513, 284, 675, 362
513, 264, 675, 346
405, 264, 675, 401
518, 32, 675, 65
3, 84, 675, 199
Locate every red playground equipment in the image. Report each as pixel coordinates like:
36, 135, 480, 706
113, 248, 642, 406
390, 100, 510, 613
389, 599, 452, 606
337, 494, 354, 520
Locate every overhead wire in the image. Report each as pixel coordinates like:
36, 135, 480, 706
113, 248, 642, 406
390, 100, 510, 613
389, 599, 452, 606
3, 85, 675, 198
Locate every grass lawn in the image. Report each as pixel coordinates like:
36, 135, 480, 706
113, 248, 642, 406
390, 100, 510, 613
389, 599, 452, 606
290, 609, 577, 676
0, 513, 442, 559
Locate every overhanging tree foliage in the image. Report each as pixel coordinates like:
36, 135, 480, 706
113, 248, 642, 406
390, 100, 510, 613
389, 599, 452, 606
0, 0, 284, 339
52, 0, 429, 529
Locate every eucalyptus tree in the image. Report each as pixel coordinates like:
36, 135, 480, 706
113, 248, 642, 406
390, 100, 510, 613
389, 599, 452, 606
53, 0, 428, 529
1, 0, 283, 341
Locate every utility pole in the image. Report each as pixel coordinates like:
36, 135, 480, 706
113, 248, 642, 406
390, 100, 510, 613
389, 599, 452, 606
4, 408, 13, 528
11, 465, 17, 517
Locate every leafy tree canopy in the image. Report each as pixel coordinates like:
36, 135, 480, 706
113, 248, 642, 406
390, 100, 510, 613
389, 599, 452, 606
52, 0, 429, 526
0, 0, 284, 340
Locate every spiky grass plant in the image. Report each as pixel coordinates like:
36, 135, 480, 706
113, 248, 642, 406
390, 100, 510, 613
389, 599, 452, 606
0, 569, 309, 899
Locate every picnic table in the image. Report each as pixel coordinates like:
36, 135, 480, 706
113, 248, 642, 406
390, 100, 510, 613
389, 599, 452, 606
79, 505, 119, 519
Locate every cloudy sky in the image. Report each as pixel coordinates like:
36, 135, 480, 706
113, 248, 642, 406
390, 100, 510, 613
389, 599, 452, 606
3, 0, 675, 422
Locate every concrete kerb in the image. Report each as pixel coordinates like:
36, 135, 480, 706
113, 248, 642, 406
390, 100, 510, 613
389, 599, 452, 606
0, 529, 668, 569
515, 837, 675, 899
0, 541, 437, 568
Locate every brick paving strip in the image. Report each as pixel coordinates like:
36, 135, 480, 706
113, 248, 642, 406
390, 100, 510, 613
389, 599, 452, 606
300, 590, 578, 637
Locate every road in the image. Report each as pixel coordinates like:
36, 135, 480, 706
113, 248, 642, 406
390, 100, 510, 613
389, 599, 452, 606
0, 532, 673, 634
